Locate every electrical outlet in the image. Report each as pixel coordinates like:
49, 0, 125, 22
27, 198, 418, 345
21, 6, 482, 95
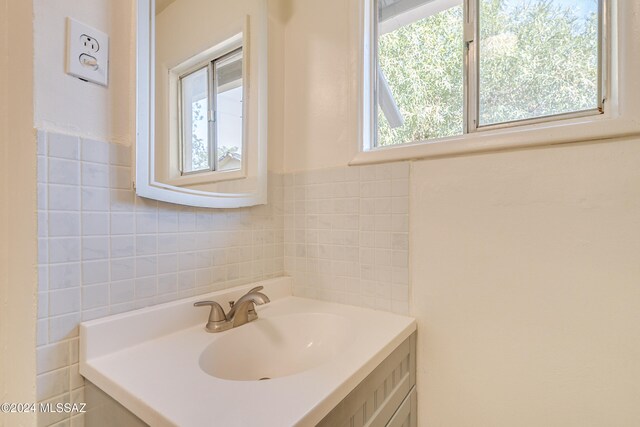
66, 17, 109, 86
80, 34, 99, 53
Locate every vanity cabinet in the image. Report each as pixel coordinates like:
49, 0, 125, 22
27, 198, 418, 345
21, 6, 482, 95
317, 332, 417, 427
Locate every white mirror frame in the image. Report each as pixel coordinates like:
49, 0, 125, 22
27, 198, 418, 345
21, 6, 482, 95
135, 0, 268, 208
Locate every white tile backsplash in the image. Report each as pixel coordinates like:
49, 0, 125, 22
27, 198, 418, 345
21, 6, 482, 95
36, 342, 70, 375
37, 366, 71, 403
110, 212, 134, 235
283, 164, 410, 314
48, 263, 81, 290
49, 158, 80, 185
79, 188, 108, 212
110, 234, 136, 258
81, 162, 110, 188
80, 138, 109, 163
49, 185, 81, 211
36, 130, 410, 427
47, 133, 79, 160
36, 130, 285, 426
48, 212, 80, 237
48, 238, 81, 263
81, 212, 109, 236
109, 280, 134, 305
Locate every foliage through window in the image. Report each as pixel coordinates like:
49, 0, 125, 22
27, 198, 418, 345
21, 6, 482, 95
179, 48, 244, 175
373, 0, 604, 148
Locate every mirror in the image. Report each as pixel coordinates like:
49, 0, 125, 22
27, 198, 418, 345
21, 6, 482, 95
136, 0, 268, 208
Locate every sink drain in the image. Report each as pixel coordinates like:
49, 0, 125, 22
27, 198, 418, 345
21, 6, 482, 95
258, 377, 271, 381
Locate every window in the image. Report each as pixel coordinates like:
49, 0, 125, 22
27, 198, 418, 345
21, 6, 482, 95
179, 48, 244, 175
370, 0, 605, 149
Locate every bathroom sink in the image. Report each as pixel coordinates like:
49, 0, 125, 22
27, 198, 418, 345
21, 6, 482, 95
199, 313, 353, 381
80, 277, 416, 426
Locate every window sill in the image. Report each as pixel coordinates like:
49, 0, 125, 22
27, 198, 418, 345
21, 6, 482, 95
165, 168, 246, 188
350, 113, 640, 165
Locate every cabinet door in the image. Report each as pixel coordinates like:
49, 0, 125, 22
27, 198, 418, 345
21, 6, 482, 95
317, 333, 416, 427
386, 387, 417, 427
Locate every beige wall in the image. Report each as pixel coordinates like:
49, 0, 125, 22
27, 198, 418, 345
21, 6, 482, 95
267, 0, 285, 174
0, 0, 37, 426
282, 0, 359, 173
33, 0, 134, 144
411, 138, 640, 425
0, 0, 8, 420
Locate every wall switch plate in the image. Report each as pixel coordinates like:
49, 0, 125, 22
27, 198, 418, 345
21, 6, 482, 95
66, 17, 109, 86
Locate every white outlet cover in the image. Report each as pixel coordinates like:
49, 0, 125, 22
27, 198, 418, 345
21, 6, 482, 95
66, 17, 109, 86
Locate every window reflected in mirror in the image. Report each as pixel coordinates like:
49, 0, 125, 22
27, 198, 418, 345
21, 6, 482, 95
179, 48, 244, 176
214, 49, 244, 172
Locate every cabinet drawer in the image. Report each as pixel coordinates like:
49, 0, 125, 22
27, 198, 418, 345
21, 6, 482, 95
386, 387, 417, 427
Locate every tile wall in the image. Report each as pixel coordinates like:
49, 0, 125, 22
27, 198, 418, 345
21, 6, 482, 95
35, 130, 284, 426
283, 163, 410, 314
35, 130, 411, 426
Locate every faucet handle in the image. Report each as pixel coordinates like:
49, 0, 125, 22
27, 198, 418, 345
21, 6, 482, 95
194, 301, 231, 333
194, 301, 227, 322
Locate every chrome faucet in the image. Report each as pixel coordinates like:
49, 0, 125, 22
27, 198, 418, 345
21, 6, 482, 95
194, 286, 270, 333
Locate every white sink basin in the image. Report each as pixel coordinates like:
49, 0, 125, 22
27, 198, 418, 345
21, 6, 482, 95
80, 277, 416, 427
199, 313, 353, 381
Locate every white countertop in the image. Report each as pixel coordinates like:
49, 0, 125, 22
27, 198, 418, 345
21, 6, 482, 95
80, 277, 416, 426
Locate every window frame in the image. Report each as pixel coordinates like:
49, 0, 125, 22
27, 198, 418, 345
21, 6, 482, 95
162, 33, 248, 189
466, 0, 607, 134
177, 46, 245, 178
178, 64, 212, 175
354, 0, 640, 165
